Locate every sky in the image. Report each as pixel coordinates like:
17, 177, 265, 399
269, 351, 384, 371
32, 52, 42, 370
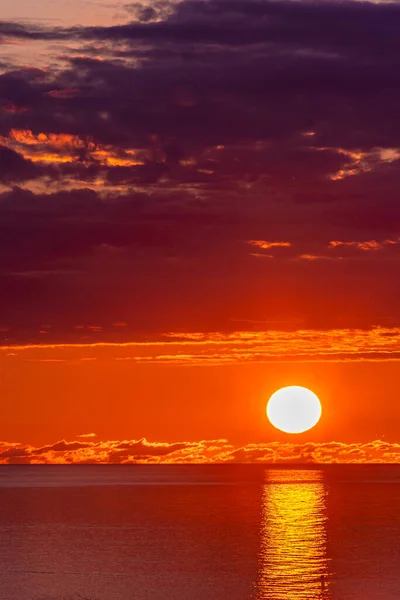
1, 0, 400, 463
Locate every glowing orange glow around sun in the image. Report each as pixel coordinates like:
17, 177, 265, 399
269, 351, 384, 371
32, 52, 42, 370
267, 386, 322, 434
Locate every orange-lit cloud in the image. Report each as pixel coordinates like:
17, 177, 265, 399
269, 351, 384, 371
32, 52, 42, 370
327, 146, 400, 180
329, 239, 400, 251
0, 437, 399, 464
0, 129, 143, 167
249, 238, 400, 261
248, 240, 291, 250
3, 327, 400, 364
297, 254, 334, 261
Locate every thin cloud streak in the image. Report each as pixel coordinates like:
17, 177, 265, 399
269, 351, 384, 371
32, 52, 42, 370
3, 327, 400, 364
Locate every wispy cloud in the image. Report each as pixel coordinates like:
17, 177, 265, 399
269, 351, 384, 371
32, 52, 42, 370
3, 327, 400, 364
329, 239, 400, 251
248, 238, 400, 262
248, 240, 292, 250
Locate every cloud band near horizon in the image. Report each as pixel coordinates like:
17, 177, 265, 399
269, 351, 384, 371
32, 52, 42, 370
0, 437, 399, 465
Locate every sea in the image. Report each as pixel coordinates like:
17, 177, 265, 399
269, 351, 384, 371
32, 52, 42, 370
0, 464, 399, 600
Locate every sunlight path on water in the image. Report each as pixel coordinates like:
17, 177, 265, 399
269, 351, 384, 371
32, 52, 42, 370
255, 469, 330, 600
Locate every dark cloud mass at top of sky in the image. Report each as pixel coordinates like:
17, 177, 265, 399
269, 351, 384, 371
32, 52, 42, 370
0, 0, 400, 342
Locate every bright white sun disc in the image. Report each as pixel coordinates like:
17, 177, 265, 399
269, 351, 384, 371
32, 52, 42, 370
266, 386, 322, 434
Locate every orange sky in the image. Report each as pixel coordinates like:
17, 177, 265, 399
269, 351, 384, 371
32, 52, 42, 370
2, 1, 400, 463
1, 330, 400, 463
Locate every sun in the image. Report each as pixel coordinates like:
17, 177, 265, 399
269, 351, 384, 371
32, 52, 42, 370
266, 386, 322, 434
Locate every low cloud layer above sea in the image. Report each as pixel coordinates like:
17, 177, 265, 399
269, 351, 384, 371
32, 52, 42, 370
1, 437, 399, 464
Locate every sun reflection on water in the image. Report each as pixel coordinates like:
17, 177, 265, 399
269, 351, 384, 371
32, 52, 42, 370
256, 469, 330, 600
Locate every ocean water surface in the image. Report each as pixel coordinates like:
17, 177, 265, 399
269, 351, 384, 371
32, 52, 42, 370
0, 464, 399, 600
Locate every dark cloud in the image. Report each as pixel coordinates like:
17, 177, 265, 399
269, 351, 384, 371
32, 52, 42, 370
124, 1, 176, 23
0, 446, 30, 459
67, 0, 400, 56
32, 440, 92, 454
0, 1, 399, 336
0, 146, 40, 182
1, 1, 400, 150
0, 186, 221, 270
109, 439, 193, 461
